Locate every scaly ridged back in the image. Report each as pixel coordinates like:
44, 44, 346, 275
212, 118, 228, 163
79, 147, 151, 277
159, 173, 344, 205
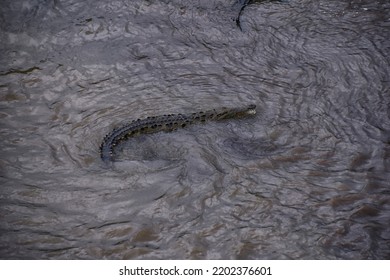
100, 104, 256, 163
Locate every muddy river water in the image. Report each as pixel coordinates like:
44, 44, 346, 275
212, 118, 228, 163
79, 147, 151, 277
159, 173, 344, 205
0, 0, 389, 259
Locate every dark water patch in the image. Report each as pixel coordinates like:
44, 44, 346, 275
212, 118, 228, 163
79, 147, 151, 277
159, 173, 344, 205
222, 137, 284, 159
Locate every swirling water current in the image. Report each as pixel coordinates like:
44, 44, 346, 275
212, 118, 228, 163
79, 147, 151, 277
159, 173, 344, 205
0, 0, 389, 259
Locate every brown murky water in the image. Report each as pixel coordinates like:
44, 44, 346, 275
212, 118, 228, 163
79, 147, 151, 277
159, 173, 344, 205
0, 0, 389, 259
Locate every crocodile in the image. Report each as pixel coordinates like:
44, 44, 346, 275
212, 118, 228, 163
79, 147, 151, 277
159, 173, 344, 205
100, 104, 256, 163
233, 0, 285, 30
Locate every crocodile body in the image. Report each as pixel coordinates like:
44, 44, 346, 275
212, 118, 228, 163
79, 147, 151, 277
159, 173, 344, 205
100, 104, 256, 163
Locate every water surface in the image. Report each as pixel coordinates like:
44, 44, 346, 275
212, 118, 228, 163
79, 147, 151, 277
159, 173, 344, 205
0, 0, 389, 259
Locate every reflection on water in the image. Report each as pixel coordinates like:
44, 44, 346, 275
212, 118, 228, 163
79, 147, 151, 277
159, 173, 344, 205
0, 0, 389, 259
